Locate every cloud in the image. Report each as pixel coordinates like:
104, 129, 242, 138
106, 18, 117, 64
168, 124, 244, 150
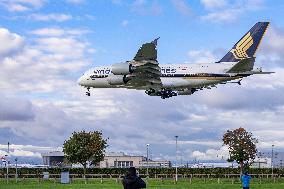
35, 37, 88, 59
31, 28, 66, 36
121, 20, 129, 27
0, 0, 45, 12
0, 144, 61, 151
0, 97, 81, 146
187, 50, 218, 63
28, 13, 72, 22
171, 0, 192, 16
0, 96, 35, 121
0, 27, 92, 95
0, 27, 95, 147
257, 25, 284, 68
66, 0, 85, 4
168, 140, 220, 147
0, 144, 59, 158
0, 28, 24, 58
200, 0, 265, 23
30, 28, 92, 37
200, 9, 240, 23
200, 0, 227, 9
0, 149, 41, 157
190, 146, 229, 161
131, 0, 162, 15
111, 0, 122, 5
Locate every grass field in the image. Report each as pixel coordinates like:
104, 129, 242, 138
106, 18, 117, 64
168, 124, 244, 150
1, 178, 284, 189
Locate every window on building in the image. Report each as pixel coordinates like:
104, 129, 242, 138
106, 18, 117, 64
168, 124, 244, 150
116, 161, 134, 168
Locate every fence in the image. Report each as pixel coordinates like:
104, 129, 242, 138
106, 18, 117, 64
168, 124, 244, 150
1, 173, 284, 179
1, 174, 284, 186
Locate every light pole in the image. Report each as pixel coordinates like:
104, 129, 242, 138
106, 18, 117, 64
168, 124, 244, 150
146, 144, 149, 178
6, 142, 10, 184
257, 151, 261, 168
15, 158, 18, 183
175, 136, 178, 183
272, 144, 274, 176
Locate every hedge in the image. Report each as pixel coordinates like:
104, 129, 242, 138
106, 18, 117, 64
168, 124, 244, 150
1, 168, 284, 177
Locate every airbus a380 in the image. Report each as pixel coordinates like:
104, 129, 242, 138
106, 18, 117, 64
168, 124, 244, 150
78, 22, 273, 99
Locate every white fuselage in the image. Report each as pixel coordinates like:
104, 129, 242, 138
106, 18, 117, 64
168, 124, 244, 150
78, 62, 238, 89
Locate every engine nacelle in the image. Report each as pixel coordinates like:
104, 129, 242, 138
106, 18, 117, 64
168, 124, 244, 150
111, 63, 133, 75
107, 75, 128, 85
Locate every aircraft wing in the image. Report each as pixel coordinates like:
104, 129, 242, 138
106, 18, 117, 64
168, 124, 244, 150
134, 38, 159, 61
126, 38, 162, 89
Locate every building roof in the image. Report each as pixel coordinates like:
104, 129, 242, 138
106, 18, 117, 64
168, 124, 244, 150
41, 151, 64, 157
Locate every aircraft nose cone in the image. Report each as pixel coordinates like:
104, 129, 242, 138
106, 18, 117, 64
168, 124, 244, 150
77, 76, 84, 86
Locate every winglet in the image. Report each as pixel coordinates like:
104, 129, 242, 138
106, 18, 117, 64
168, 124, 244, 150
151, 37, 160, 46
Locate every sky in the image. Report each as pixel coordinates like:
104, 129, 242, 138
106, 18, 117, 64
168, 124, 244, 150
1, 0, 284, 164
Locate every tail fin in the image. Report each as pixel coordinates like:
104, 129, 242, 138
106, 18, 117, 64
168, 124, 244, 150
219, 22, 270, 62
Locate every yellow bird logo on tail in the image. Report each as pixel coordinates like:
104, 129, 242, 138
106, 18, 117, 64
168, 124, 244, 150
230, 32, 254, 59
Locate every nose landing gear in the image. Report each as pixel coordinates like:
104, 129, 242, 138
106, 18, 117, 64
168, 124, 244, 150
86, 87, 91, 96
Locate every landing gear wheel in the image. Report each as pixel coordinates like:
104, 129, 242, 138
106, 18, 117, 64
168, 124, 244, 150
171, 92, 177, 96
145, 88, 156, 95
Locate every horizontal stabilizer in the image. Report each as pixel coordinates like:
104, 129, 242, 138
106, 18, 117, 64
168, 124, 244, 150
226, 58, 255, 73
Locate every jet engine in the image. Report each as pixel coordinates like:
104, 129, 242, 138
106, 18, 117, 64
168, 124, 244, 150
107, 75, 129, 85
111, 63, 133, 75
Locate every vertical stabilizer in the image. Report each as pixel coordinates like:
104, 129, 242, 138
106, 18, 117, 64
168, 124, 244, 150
219, 22, 269, 62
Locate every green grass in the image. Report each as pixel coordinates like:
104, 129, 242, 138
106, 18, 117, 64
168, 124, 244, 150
0, 178, 284, 189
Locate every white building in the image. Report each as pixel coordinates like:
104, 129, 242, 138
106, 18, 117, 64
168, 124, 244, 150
139, 160, 171, 168
252, 157, 271, 168
100, 152, 171, 168
42, 151, 171, 168
100, 152, 145, 168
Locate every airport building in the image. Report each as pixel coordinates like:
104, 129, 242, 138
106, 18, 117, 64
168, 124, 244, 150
256, 152, 284, 168
41, 151, 171, 168
251, 157, 271, 168
100, 152, 171, 168
41, 151, 65, 167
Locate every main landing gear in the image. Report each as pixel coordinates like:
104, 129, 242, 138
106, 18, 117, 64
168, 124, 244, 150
145, 88, 155, 95
146, 88, 177, 99
86, 87, 91, 96
159, 89, 177, 99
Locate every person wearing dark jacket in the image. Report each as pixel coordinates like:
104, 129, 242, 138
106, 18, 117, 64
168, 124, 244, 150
122, 167, 146, 189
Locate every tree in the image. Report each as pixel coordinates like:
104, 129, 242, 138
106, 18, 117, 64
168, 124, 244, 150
222, 127, 258, 173
63, 130, 108, 183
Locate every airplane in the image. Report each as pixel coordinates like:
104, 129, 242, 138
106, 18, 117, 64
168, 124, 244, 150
78, 22, 273, 99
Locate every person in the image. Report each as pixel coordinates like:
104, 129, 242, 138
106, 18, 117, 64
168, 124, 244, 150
241, 171, 252, 189
122, 167, 146, 189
